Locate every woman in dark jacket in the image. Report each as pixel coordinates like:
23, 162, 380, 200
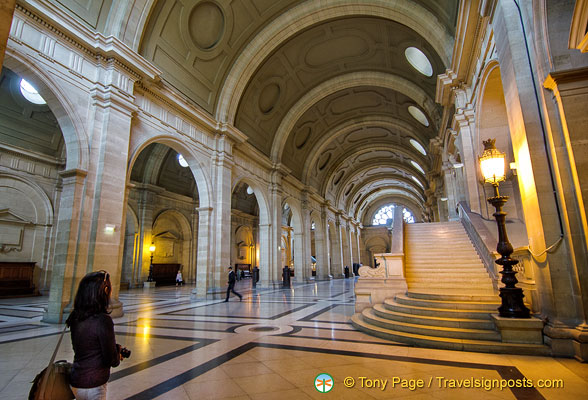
66, 270, 123, 400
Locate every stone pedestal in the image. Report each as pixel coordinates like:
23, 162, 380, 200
491, 314, 543, 344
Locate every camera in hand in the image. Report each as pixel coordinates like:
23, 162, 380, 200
120, 347, 131, 359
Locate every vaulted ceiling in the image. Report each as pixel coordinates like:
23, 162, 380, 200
138, 0, 459, 221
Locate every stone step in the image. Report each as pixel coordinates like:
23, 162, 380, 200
351, 313, 551, 356
407, 282, 494, 291
362, 308, 502, 341
384, 299, 495, 319
406, 277, 493, 284
408, 291, 498, 302
394, 294, 500, 311
406, 263, 487, 268
372, 304, 496, 330
406, 271, 490, 278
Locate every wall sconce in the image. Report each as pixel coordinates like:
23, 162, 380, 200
510, 162, 517, 176
104, 224, 116, 234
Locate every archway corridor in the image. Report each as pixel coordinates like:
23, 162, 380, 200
2, 0, 588, 387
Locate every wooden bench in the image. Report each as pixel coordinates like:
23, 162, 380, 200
152, 263, 181, 286
0, 262, 37, 297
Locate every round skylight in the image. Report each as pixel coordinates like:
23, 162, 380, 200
19, 79, 46, 105
177, 153, 189, 167
409, 139, 427, 156
410, 160, 425, 175
405, 47, 433, 77
412, 175, 424, 189
408, 106, 429, 127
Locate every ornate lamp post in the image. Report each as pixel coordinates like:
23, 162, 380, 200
479, 139, 530, 318
147, 242, 156, 282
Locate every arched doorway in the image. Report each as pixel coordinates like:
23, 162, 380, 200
231, 182, 259, 281
476, 64, 523, 220
125, 143, 199, 287
0, 67, 64, 297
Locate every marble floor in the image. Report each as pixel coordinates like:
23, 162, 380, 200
1, 278, 587, 399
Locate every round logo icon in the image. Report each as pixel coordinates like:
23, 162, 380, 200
314, 373, 334, 393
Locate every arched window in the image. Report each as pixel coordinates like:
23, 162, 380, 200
372, 204, 394, 225
402, 208, 415, 224
372, 204, 415, 225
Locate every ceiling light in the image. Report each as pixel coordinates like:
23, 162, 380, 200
408, 106, 429, 127
405, 47, 433, 77
20, 79, 46, 105
177, 153, 188, 167
246, 186, 254, 195
410, 160, 425, 175
409, 139, 427, 156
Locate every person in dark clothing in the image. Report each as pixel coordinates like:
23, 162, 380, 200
224, 266, 242, 302
66, 270, 125, 400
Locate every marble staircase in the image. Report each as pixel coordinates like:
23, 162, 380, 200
352, 221, 549, 355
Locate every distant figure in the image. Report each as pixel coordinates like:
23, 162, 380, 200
224, 266, 242, 302
175, 270, 183, 286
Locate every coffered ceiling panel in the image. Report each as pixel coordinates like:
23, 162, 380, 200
235, 16, 443, 156
280, 86, 433, 184
141, 0, 305, 114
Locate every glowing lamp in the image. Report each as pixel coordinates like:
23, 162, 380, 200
479, 139, 506, 185
479, 138, 529, 318
149, 243, 156, 253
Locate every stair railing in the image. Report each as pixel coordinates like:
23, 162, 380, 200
457, 202, 499, 287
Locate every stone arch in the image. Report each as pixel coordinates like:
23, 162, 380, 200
230, 176, 270, 280
282, 197, 307, 280
475, 61, 522, 220
3, 52, 88, 171
0, 173, 55, 291
127, 135, 212, 209
302, 115, 428, 184
216, 0, 452, 123
151, 208, 193, 282
121, 204, 140, 288
270, 71, 436, 162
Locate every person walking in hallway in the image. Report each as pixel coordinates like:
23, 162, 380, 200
225, 266, 242, 302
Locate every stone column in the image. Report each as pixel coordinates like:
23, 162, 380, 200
442, 162, 459, 220
192, 207, 212, 299
210, 136, 234, 294
0, 0, 16, 70
268, 167, 286, 285
314, 207, 329, 280
84, 79, 138, 318
494, 1, 587, 359
258, 223, 271, 284
355, 225, 362, 267
331, 214, 344, 278
544, 68, 588, 360
452, 104, 482, 214
189, 206, 199, 283
44, 169, 87, 323
136, 188, 155, 285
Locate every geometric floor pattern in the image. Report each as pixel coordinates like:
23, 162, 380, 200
1, 278, 587, 399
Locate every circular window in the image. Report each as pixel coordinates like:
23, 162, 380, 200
177, 154, 189, 167
412, 175, 424, 189
410, 160, 425, 175
408, 106, 429, 127
20, 79, 46, 105
409, 139, 427, 156
405, 47, 433, 77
